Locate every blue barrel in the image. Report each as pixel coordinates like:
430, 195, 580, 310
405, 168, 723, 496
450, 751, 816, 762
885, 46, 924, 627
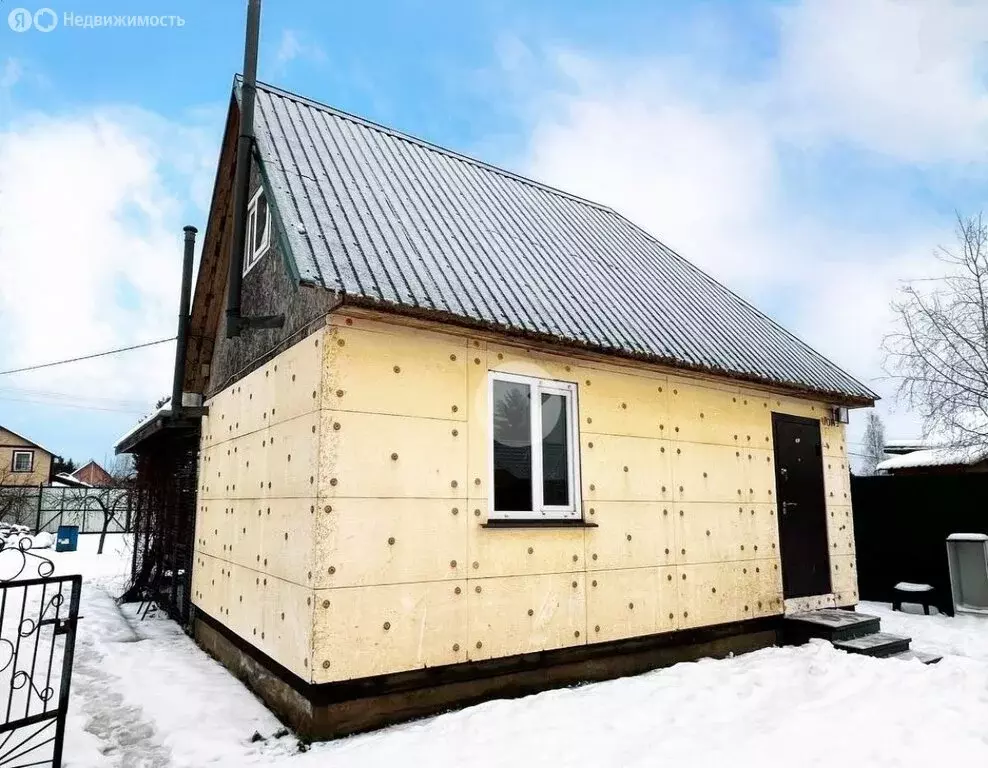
55, 525, 79, 553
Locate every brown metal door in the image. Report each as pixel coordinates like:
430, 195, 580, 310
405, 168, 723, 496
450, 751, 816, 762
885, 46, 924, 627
772, 413, 831, 599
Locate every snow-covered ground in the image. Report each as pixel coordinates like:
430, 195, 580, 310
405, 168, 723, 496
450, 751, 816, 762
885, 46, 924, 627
49, 538, 988, 767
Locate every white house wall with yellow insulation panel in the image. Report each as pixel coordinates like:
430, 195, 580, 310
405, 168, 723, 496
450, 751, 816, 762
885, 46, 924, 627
192, 307, 857, 684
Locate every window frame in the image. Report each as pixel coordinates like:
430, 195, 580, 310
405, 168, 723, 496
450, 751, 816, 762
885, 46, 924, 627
487, 371, 582, 521
243, 186, 271, 275
11, 450, 34, 473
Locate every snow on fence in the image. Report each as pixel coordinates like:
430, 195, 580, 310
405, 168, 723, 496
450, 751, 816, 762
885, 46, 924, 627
0, 485, 133, 535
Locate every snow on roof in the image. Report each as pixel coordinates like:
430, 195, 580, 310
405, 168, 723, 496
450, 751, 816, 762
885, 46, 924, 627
114, 397, 171, 451
876, 444, 988, 471
0, 424, 53, 456
883, 439, 936, 455
52, 472, 91, 488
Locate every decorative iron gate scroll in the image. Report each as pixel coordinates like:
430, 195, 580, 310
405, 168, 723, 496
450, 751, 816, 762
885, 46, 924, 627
0, 540, 80, 766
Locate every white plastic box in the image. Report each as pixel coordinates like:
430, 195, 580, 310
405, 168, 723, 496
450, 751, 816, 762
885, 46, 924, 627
946, 533, 988, 615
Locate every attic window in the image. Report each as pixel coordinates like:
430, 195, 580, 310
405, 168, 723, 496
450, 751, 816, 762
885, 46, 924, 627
244, 187, 271, 274
11, 450, 33, 473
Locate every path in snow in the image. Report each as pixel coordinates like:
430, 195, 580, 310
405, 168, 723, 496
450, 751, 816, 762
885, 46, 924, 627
57, 535, 294, 767
69, 587, 172, 768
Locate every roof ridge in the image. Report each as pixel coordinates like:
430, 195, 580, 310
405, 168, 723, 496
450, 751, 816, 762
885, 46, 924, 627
240, 77, 615, 214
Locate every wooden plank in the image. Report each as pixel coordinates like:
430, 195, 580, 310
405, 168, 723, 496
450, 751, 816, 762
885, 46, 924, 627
322, 322, 469, 421
314, 498, 468, 588
319, 410, 467, 499
468, 522, 585, 579
587, 566, 679, 643
467, 573, 586, 661
582, 433, 672, 502
312, 581, 468, 682
585, 501, 677, 570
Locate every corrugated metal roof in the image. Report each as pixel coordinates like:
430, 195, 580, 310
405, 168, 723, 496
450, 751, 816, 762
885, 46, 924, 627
249, 81, 876, 402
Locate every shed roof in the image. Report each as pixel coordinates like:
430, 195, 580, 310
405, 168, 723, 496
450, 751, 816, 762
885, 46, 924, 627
876, 445, 988, 472
248, 80, 876, 403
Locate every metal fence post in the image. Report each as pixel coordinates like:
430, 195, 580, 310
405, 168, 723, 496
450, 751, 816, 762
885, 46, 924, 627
35, 484, 42, 534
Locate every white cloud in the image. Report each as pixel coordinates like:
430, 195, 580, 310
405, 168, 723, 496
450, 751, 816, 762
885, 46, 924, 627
273, 29, 326, 73
0, 108, 215, 413
507, 0, 988, 454
775, 0, 988, 163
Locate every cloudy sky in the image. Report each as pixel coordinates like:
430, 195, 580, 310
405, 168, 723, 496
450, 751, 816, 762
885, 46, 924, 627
0, 0, 986, 466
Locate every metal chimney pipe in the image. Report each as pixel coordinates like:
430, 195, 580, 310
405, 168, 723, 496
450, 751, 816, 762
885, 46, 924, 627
225, 0, 261, 339
172, 225, 198, 415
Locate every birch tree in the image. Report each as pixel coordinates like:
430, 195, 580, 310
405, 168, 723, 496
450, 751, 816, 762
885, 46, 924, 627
859, 412, 887, 475
884, 213, 988, 446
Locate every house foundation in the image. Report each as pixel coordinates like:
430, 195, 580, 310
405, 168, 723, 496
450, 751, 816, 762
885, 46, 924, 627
193, 607, 779, 740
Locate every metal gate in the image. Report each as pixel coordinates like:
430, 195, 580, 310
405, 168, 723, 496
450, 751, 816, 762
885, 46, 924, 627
0, 545, 80, 766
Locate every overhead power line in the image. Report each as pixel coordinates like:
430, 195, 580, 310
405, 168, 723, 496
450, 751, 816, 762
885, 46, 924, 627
0, 395, 146, 415
0, 337, 176, 376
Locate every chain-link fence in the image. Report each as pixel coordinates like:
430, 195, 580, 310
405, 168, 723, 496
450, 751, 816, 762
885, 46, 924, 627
0, 485, 133, 534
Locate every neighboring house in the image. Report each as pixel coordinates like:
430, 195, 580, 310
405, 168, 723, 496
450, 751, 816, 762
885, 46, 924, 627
883, 439, 935, 456
52, 473, 91, 489
0, 426, 52, 486
128, 80, 876, 739
877, 445, 988, 475
71, 460, 114, 487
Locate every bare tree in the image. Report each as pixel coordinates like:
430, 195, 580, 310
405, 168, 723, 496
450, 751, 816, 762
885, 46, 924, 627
884, 213, 988, 446
105, 454, 136, 487
859, 411, 887, 475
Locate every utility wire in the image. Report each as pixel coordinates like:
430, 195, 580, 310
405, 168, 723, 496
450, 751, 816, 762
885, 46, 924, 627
0, 395, 145, 414
0, 386, 148, 408
0, 337, 175, 376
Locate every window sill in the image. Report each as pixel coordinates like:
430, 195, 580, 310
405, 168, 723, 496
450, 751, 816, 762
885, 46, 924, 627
481, 519, 598, 529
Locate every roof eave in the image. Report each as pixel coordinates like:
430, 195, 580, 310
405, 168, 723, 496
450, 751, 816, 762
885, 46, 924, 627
336, 294, 877, 408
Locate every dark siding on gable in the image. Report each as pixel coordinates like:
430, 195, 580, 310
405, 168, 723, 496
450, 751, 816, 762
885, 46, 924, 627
204, 161, 337, 397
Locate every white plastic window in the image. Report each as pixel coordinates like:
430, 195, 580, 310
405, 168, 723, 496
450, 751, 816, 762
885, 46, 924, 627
243, 187, 271, 274
489, 372, 581, 520
11, 450, 33, 473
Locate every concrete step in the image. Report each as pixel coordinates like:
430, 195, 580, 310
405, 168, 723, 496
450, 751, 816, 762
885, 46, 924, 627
833, 632, 912, 658
783, 608, 881, 644
890, 649, 943, 665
